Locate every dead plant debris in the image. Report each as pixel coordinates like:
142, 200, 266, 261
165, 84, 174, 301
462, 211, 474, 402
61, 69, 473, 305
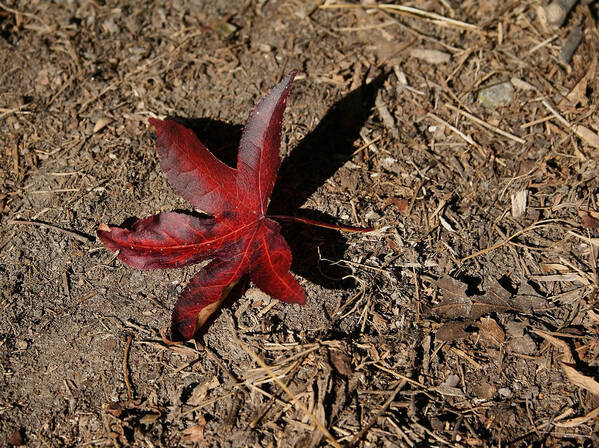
2, 0, 599, 446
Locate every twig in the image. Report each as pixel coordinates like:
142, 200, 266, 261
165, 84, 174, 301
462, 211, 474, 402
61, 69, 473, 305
9, 219, 94, 244
541, 98, 571, 127
0, 1, 50, 28
427, 112, 484, 154
0, 104, 32, 120
123, 335, 134, 401
62, 271, 71, 303
540, 98, 599, 149
446, 103, 526, 144
352, 379, 408, 443
461, 219, 572, 262
352, 135, 382, 156
234, 336, 342, 448
198, 341, 242, 386
320, 3, 479, 32
554, 406, 599, 428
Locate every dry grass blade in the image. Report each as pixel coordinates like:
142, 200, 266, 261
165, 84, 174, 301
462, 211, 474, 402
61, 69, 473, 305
320, 3, 479, 31
531, 329, 574, 363
9, 219, 93, 244
377, 4, 479, 31
234, 337, 342, 448
0, 104, 32, 120
461, 219, 572, 262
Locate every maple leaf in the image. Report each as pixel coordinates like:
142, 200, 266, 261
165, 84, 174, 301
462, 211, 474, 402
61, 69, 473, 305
97, 71, 371, 341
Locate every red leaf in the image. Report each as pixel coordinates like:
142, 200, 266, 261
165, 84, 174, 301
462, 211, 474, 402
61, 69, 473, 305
98, 71, 368, 341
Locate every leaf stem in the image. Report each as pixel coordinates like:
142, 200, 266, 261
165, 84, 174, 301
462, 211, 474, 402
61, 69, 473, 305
267, 215, 374, 233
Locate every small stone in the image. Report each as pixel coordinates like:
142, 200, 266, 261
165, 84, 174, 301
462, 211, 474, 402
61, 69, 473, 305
546, 2, 565, 25
253, 42, 273, 53
498, 387, 513, 398
507, 334, 537, 355
15, 339, 28, 350
505, 321, 526, 338
381, 157, 398, 172
36, 68, 50, 87
478, 81, 514, 108
103, 18, 119, 34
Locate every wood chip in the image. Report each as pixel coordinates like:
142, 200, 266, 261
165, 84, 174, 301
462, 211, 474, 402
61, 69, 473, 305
182, 415, 207, 443
93, 116, 112, 133
329, 347, 353, 376
409, 48, 450, 64
511, 190, 528, 218
560, 362, 599, 396
559, 25, 583, 64
478, 316, 505, 346
573, 124, 599, 149
555, 406, 599, 427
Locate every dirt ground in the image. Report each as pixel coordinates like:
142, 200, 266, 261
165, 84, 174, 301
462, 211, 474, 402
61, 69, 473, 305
2, 0, 599, 446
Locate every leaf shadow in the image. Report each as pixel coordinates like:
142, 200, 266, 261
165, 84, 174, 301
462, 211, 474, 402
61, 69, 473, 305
271, 71, 387, 286
170, 71, 386, 290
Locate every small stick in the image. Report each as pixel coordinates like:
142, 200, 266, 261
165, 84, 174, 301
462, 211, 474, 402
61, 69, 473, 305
352, 379, 408, 443
352, 135, 382, 156
62, 271, 71, 303
320, 3, 479, 32
427, 112, 484, 155
540, 98, 599, 148
541, 98, 571, 127
73, 291, 97, 306
234, 336, 342, 448
446, 104, 526, 144
123, 335, 134, 400
520, 115, 553, 129
9, 219, 93, 244
461, 219, 570, 262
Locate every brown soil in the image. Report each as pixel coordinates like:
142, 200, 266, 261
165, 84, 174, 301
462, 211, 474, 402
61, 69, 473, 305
1, 1, 599, 447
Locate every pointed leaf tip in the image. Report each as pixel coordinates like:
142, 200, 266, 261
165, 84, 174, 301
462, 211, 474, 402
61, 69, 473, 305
237, 70, 298, 214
